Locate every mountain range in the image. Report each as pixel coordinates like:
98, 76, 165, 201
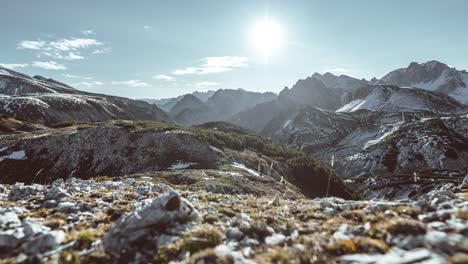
0, 60, 467, 200
0, 60, 467, 263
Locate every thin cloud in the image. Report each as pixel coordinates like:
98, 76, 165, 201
32, 61, 66, 70
195, 82, 220, 87
0, 63, 28, 70
92, 47, 112, 54
17, 40, 46, 50
62, 73, 94, 80
49, 38, 102, 51
40, 51, 84, 60
173, 56, 248, 75
153, 75, 175, 81
111, 80, 150, 88
73, 81, 103, 88
17, 36, 108, 62
143, 25, 152, 30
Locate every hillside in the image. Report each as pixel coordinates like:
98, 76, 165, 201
0, 67, 171, 125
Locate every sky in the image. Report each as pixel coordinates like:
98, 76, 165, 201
1, 0, 468, 99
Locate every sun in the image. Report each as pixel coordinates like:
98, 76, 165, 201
249, 17, 284, 60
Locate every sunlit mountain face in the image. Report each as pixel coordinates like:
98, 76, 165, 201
0, 1, 467, 263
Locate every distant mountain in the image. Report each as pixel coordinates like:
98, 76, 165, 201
378, 60, 468, 104
231, 74, 365, 131
164, 88, 277, 125
338, 85, 465, 113
312, 72, 369, 91
0, 66, 171, 125
142, 90, 216, 112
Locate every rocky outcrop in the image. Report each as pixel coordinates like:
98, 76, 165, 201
0, 176, 466, 263
103, 190, 199, 258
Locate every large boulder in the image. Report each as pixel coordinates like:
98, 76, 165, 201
103, 191, 199, 258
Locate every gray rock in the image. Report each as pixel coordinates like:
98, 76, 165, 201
0, 211, 21, 230
21, 230, 66, 255
103, 190, 199, 256
153, 234, 178, 248
214, 245, 254, 264
22, 218, 50, 237
135, 185, 151, 196
123, 178, 136, 186
265, 233, 286, 246
226, 227, 244, 241
151, 183, 172, 192
339, 247, 448, 264
460, 174, 468, 189
0, 228, 25, 249
44, 187, 71, 201
42, 200, 58, 209
56, 202, 76, 213
8, 183, 46, 201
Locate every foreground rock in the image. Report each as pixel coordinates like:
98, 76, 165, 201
0, 174, 467, 263
103, 190, 199, 259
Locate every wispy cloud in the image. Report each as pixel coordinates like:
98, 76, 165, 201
49, 38, 102, 51
32, 61, 66, 70
92, 47, 112, 55
17, 36, 108, 64
0, 63, 28, 70
143, 25, 152, 30
81, 30, 95, 36
17, 40, 46, 50
62, 73, 94, 80
153, 75, 175, 81
73, 81, 103, 88
173, 56, 248, 75
195, 82, 220, 88
40, 51, 84, 60
111, 80, 150, 88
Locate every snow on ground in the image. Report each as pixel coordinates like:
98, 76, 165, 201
0, 150, 27, 162
449, 73, 468, 104
168, 161, 196, 170
336, 99, 365, 112
209, 145, 224, 155
412, 69, 449, 91
0, 69, 12, 76
282, 119, 292, 129
231, 162, 260, 177
364, 124, 401, 149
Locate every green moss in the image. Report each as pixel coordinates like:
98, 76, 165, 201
59, 250, 80, 264
91, 175, 112, 182
203, 214, 220, 224
155, 226, 224, 263
385, 219, 426, 235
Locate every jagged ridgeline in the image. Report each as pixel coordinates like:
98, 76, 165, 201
0, 118, 357, 199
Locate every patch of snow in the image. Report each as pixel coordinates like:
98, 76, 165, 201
168, 161, 196, 170
231, 162, 260, 177
282, 119, 292, 129
0, 147, 8, 152
449, 73, 468, 104
364, 124, 401, 149
336, 99, 365, 112
0, 69, 12, 76
412, 69, 449, 91
0, 150, 27, 162
209, 145, 224, 155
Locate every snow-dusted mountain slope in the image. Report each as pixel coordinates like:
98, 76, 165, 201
338, 85, 465, 113
0, 66, 171, 125
266, 105, 468, 180
378, 60, 468, 104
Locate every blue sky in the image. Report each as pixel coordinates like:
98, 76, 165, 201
1, 0, 467, 99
